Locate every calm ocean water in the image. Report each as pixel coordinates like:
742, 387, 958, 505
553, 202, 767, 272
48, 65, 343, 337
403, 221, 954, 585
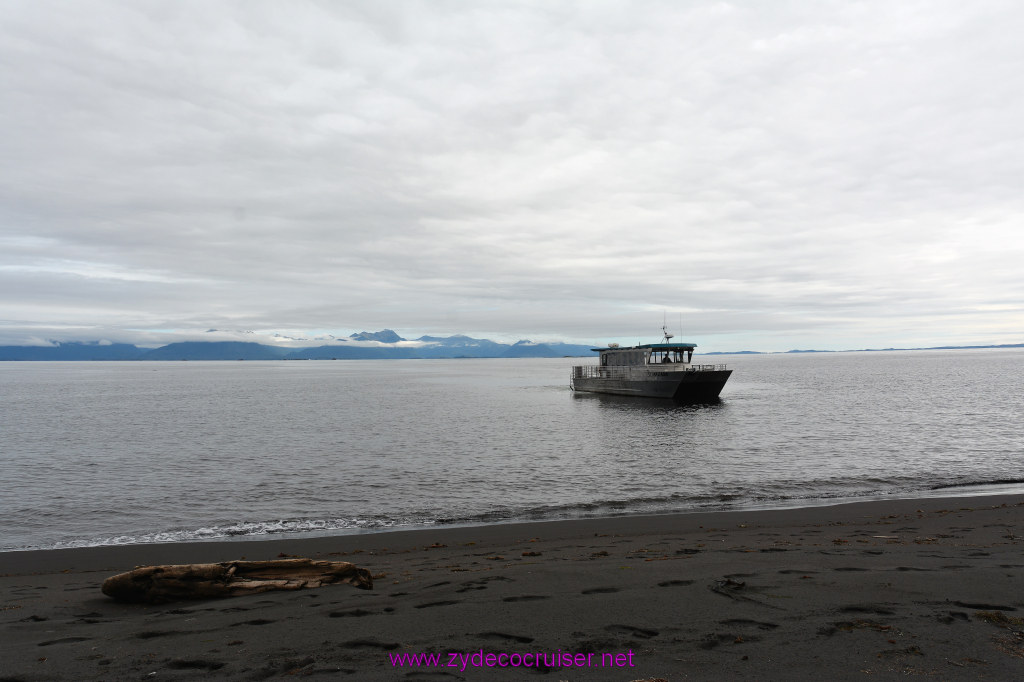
1, 350, 1023, 552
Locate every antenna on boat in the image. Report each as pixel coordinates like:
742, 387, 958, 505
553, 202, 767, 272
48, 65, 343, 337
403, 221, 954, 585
661, 312, 674, 344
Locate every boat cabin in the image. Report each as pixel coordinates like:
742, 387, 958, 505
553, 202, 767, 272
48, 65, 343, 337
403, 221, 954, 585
593, 343, 696, 367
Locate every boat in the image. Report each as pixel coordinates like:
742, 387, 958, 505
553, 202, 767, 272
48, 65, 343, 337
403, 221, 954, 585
570, 327, 732, 401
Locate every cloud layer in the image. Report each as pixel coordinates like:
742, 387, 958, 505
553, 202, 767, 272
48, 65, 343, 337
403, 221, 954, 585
2, 0, 1022, 351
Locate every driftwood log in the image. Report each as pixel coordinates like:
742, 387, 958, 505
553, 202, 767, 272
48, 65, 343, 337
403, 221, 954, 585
101, 558, 373, 604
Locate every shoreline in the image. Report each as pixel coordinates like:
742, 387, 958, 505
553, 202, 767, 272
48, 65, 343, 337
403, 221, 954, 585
4, 493, 1024, 679
9, 484, 1024, 558
6, 492, 1023, 570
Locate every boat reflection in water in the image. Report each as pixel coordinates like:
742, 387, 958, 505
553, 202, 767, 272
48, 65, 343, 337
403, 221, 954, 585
570, 328, 731, 402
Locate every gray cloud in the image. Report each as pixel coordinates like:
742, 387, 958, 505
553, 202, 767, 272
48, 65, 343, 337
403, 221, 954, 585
2, 0, 1022, 351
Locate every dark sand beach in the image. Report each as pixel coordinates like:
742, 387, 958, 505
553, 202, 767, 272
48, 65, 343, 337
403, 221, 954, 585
3, 494, 1023, 681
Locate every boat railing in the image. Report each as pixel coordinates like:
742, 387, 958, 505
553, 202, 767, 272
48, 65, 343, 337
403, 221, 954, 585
570, 364, 728, 379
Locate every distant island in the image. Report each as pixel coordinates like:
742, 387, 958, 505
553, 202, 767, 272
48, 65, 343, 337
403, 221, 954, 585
0, 330, 1021, 361
0, 330, 599, 361
704, 343, 1024, 355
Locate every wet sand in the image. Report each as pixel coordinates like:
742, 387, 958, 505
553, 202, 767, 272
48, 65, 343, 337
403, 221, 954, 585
2, 494, 1023, 680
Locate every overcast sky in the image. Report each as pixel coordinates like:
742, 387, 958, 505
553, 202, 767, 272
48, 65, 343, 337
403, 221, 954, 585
2, 0, 1023, 352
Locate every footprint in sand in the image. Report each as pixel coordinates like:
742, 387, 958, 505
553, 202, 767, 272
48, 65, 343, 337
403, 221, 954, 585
719, 618, 779, 630
698, 633, 736, 649
502, 595, 550, 602
605, 624, 659, 639
37, 637, 90, 646
936, 611, 969, 624
136, 631, 186, 639
455, 576, 513, 593
839, 605, 895, 615
341, 639, 400, 650
414, 600, 460, 609
951, 601, 1016, 611
166, 659, 225, 671
581, 587, 619, 595
477, 631, 534, 643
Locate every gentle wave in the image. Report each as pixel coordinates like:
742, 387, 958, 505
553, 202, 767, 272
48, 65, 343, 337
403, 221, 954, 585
20, 476, 1024, 552
38, 517, 426, 551
930, 477, 1024, 490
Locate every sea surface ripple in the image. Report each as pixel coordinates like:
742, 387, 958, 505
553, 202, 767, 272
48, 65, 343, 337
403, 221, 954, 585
1, 349, 1022, 551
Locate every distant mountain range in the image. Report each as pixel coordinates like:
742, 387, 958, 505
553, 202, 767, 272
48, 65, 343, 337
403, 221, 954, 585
703, 343, 1024, 355
0, 331, 600, 361
1, 332, 1020, 361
